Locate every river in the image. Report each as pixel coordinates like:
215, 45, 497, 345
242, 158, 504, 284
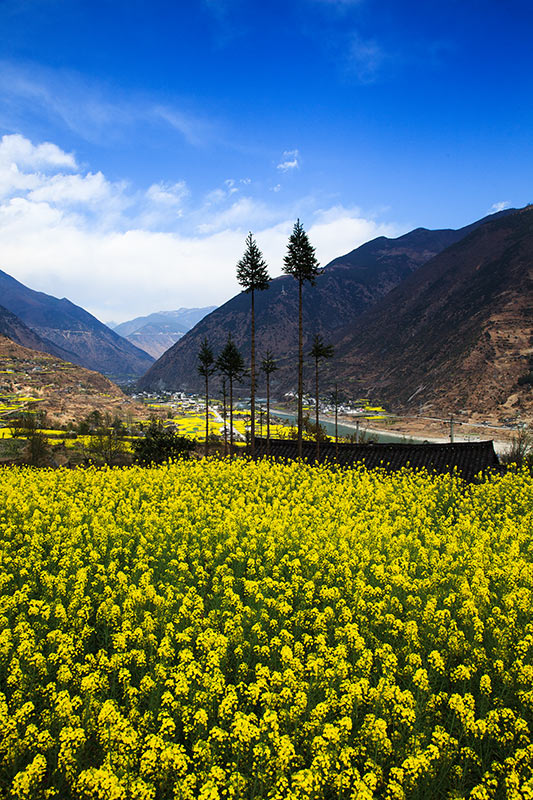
267, 409, 422, 444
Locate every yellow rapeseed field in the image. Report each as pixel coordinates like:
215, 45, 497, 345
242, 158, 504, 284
0, 460, 532, 799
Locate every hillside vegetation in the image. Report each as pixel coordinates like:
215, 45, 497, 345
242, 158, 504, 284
0, 336, 140, 427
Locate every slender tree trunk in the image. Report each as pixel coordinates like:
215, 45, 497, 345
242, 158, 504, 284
266, 375, 271, 456
223, 379, 228, 456
204, 373, 209, 457
315, 356, 320, 462
250, 290, 255, 457
335, 383, 338, 462
297, 280, 303, 459
229, 376, 234, 458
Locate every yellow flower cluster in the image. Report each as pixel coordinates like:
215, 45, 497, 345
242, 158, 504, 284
0, 460, 532, 799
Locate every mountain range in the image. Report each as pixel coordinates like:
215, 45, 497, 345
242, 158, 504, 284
112, 307, 217, 359
324, 205, 533, 418
138, 207, 526, 418
0, 270, 154, 380
2, 205, 531, 422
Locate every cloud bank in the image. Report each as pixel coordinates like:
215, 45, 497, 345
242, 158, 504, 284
0, 134, 403, 322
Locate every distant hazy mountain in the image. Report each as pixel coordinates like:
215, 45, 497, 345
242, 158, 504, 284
323, 204, 533, 418
0, 269, 154, 380
138, 211, 512, 393
113, 307, 217, 359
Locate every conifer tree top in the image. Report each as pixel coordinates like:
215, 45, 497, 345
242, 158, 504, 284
309, 333, 334, 361
261, 349, 278, 375
216, 334, 246, 381
236, 232, 270, 293
197, 336, 216, 377
282, 219, 321, 285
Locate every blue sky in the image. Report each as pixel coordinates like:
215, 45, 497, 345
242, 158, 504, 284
0, 0, 531, 321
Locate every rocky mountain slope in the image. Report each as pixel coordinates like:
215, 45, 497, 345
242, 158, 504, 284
0, 305, 75, 361
139, 211, 511, 393
0, 335, 143, 425
323, 205, 533, 420
113, 307, 216, 359
0, 269, 154, 379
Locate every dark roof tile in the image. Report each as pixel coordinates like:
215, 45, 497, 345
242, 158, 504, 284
251, 438, 500, 483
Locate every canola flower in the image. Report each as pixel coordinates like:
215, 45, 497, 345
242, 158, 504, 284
0, 460, 532, 799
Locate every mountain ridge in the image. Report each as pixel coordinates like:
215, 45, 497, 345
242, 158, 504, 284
0, 269, 154, 379
138, 209, 515, 394
322, 204, 533, 418
0, 304, 77, 361
113, 306, 217, 359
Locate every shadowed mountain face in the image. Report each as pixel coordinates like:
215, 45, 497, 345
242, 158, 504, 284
0, 270, 154, 379
113, 307, 217, 359
0, 305, 76, 361
138, 211, 512, 393
322, 205, 533, 418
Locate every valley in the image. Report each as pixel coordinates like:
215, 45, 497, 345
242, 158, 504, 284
1, 205, 531, 467
137, 206, 532, 432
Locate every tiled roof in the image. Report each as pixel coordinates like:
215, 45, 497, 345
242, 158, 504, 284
251, 437, 500, 483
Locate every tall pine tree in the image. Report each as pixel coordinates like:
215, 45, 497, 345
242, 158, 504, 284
282, 220, 321, 458
236, 232, 270, 457
261, 350, 278, 456
309, 334, 334, 461
197, 337, 216, 457
216, 334, 245, 457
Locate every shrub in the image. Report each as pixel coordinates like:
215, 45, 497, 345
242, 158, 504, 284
133, 421, 196, 464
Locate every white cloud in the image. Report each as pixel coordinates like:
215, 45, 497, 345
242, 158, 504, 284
146, 181, 189, 207
0, 134, 79, 200
196, 196, 281, 233
277, 149, 300, 171
0, 61, 215, 148
224, 178, 238, 195
308, 206, 398, 262
0, 162, 40, 199
28, 172, 115, 207
0, 133, 77, 170
153, 106, 213, 147
200, 177, 251, 215
0, 133, 404, 322
490, 201, 510, 214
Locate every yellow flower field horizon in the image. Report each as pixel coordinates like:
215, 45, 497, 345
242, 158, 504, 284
0, 460, 532, 798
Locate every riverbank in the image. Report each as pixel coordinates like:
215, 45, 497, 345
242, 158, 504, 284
335, 413, 513, 454
270, 407, 512, 454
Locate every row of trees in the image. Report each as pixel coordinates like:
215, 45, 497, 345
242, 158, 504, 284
198, 220, 332, 458
198, 334, 279, 457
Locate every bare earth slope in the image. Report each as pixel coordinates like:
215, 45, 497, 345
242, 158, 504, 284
0, 336, 145, 424
325, 205, 533, 421
138, 214, 508, 393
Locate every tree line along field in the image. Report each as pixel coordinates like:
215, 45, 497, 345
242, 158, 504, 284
0, 460, 532, 799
